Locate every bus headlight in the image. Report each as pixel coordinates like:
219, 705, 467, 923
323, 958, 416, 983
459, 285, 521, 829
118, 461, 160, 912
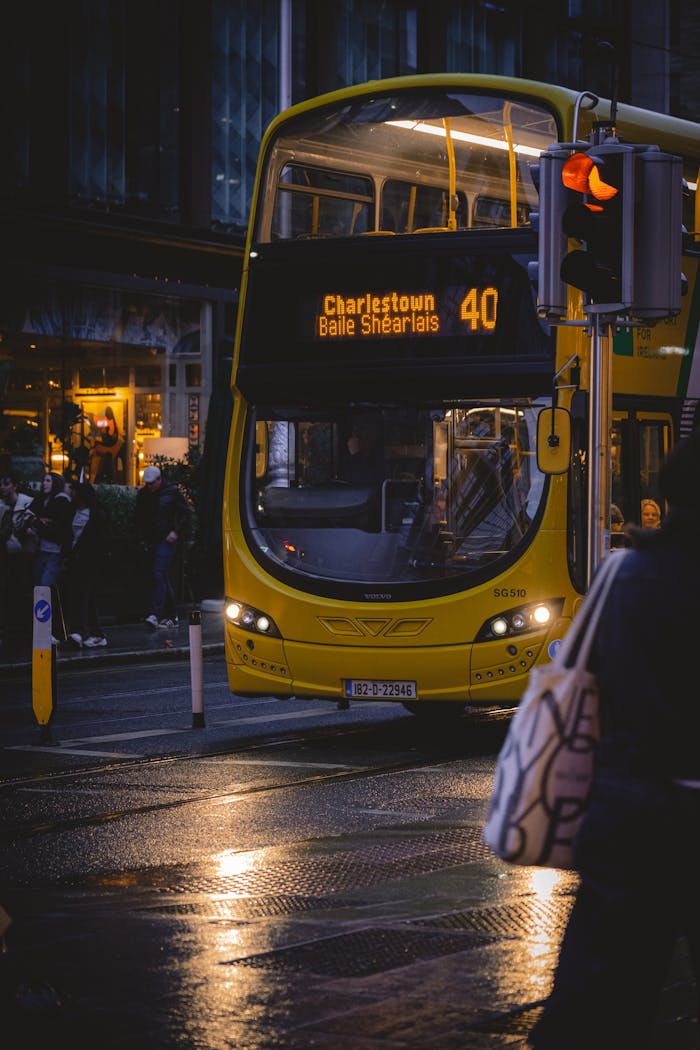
225, 598, 282, 638
475, 598, 564, 642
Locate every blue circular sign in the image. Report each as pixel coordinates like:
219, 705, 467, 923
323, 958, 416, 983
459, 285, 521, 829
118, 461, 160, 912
547, 638, 562, 659
34, 599, 52, 623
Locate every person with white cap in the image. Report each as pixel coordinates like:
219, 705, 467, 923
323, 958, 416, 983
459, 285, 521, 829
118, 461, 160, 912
135, 465, 192, 629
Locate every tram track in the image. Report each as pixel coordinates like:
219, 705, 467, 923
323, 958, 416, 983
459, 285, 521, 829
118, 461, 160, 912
0, 708, 512, 842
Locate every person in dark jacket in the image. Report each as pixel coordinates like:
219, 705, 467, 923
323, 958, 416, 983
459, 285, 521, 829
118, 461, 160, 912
63, 481, 110, 648
0, 471, 37, 655
27, 472, 73, 587
135, 465, 191, 628
528, 430, 700, 1050
24, 472, 73, 642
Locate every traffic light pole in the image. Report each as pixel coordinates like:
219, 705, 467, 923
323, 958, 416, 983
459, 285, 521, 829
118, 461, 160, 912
536, 118, 683, 587
587, 311, 614, 585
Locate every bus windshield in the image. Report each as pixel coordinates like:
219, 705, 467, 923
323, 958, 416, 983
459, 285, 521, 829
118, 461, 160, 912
256, 89, 558, 242
247, 401, 548, 590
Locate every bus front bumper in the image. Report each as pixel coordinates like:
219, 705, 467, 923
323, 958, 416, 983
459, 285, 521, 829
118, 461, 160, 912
224, 620, 569, 703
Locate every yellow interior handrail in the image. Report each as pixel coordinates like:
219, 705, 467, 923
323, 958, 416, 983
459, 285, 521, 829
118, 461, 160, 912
503, 101, 518, 228
443, 117, 457, 231
407, 184, 417, 233
349, 200, 363, 234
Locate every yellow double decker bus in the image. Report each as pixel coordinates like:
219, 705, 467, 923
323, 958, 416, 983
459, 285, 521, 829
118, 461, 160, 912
222, 74, 700, 717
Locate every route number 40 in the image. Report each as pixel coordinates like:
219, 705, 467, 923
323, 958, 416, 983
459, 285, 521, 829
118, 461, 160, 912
460, 287, 498, 332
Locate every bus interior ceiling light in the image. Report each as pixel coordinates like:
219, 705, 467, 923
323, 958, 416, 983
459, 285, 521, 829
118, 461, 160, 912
386, 120, 541, 157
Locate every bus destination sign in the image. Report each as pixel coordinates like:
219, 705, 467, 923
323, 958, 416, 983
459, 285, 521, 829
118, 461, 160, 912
315, 287, 498, 339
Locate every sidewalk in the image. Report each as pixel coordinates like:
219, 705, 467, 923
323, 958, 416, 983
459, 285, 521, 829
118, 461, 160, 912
0, 600, 225, 673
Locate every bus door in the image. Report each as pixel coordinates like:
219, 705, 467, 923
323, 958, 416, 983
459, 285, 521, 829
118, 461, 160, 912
611, 411, 673, 533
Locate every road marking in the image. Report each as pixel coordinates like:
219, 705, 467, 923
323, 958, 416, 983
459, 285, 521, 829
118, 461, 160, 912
58, 728, 188, 744
58, 681, 232, 702
215, 703, 387, 727
3, 702, 391, 752
356, 808, 428, 818
199, 758, 355, 769
7, 746, 135, 758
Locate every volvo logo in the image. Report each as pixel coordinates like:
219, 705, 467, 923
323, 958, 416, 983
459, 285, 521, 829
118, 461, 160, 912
364, 593, 393, 600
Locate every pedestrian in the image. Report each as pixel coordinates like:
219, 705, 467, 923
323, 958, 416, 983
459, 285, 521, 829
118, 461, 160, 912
25, 472, 73, 642
0, 471, 37, 655
63, 481, 110, 648
610, 502, 625, 549
340, 416, 384, 485
528, 429, 700, 1050
135, 465, 192, 629
641, 496, 662, 528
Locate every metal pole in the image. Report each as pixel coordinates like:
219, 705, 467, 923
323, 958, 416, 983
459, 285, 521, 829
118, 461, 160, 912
189, 607, 204, 728
587, 313, 613, 586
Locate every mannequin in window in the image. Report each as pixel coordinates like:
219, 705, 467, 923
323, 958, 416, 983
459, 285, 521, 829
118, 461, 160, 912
91, 405, 120, 482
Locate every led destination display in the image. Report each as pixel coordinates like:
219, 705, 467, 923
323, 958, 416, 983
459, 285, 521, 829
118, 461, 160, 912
239, 242, 554, 385
315, 287, 499, 339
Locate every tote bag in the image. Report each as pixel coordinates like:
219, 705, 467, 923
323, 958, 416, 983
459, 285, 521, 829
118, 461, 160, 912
482, 552, 626, 870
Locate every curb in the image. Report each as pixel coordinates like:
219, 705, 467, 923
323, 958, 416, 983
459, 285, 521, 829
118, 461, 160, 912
2, 642, 225, 674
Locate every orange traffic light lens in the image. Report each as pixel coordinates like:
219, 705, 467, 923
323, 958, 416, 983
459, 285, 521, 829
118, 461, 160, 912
562, 152, 593, 192
562, 152, 619, 201
588, 164, 618, 201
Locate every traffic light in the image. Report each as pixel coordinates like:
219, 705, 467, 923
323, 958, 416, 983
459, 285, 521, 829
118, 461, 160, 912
531, 148, 571, 319
559, 142, 635, 310
631, 148, 683, 320
533, 139, 682, 322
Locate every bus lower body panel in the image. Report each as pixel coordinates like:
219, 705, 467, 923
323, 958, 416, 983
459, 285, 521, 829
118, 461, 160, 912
224, 622, 569, 703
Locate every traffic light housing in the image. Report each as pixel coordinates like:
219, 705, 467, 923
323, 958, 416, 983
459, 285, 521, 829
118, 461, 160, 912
532, 149, 570, 319
534, 138, 683, 322
631, 149, 682, 320
559, 142, 635, 310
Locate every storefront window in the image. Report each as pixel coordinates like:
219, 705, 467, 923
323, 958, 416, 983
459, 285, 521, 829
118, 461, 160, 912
1, 281, 206, 485
47, 368, 73, 391
7, 412, 43, 448
135, 393, 162, 431
79, 365, 130, 388
8, 368, 43, 393
185, 364, 201, 387
134, 364, 162, 387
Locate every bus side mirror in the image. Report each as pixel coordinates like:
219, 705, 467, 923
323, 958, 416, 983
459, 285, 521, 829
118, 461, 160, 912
537, 407, 571, 474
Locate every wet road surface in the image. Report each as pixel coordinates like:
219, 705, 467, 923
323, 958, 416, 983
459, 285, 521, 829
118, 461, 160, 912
1, 705, 697, 1049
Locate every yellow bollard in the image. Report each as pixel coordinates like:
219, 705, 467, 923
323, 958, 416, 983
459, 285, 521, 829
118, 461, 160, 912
31, 586, 56, 744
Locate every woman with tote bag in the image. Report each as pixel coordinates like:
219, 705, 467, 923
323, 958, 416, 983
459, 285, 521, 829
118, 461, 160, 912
528, 430, 700, 1049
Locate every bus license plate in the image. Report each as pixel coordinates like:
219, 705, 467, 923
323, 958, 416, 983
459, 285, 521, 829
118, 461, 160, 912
344, 679, 417, 699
